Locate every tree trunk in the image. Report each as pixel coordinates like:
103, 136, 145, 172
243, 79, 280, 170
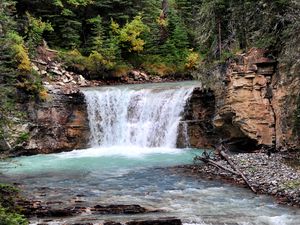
162, 0, 168, 17
220, 150, 257, 193
218, 18, 222, 59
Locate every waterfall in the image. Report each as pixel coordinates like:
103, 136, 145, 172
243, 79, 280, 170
82, 84, 194, 148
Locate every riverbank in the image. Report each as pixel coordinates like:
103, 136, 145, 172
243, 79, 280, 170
179, 152, 300, 207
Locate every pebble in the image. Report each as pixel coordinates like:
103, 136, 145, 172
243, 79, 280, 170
193, 153, 300, 207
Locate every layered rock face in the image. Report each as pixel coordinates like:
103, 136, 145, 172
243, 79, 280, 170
177, 88, 217, 148
214, 48, 300, 150
23, 85, 89, 155
272, 62, 300, 149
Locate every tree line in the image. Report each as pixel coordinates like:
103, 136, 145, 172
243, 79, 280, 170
1, 0, 298, 79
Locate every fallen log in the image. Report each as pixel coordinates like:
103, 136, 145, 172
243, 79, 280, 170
194, 156, 240, 176
220, 150, 257, 193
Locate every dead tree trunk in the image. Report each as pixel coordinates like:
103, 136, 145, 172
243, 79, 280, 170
220, 150, 257, 193
195, 156, 240, 176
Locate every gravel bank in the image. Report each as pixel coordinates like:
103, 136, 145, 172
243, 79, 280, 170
184, 153, 300, 207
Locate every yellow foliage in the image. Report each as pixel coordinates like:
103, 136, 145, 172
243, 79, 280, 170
112, 15, 149, 53
156, 11, 168, 27
131, 39, 145, 52
143, 63, 175, 76
39, 89, 48, 101
111, 20, 120, 33
67, 49, 82, 57
9, 36, 32, 73
185, 51, 201, 69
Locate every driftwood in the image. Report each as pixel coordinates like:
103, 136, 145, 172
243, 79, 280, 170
195, 156, 240, 176
196, 145, 257, 194
219, 150, 257, 193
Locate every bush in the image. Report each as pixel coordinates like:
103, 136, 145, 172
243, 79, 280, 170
0, 207, 28, 225
25, 12, 53, 54
185, 51, 201, 70
112, 63, 132, 78
60, 49, 88, 73
7, 32, 31, 73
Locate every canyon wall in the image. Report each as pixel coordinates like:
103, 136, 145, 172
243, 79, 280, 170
177, 88, 217, 148
21, 85, 90, 155
213, 49, 300, 151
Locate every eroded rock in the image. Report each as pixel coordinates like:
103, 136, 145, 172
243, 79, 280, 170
22, 85, 89, 154
214, 48, 277, 150
177, 88, 217, 148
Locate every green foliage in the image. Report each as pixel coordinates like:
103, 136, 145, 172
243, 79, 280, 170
0, 184, 28, 225
60, 49, 115, 77
1, 0, 300, 78
0, 184, 19, 211
282, 180, 300, 190
25, 12, 53, 53
17, 132, 30, 144
86, 15, 105, 52
0, 0, 16, 35
60, 49, 88, 72
7, 31, 31, 73
0, 207, 28, 225
113, 15, 150, 52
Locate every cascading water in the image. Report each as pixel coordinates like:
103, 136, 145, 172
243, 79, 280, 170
83, 85, 194, 148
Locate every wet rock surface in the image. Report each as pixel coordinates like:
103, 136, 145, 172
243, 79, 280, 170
182, 152, 300, 207
126, 218, 182, 225
18, 198, 180, 225
18, 196, 158, 217
177, 88, 217, 149
18, 84, 90, 155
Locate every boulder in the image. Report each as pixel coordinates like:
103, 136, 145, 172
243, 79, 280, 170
91, 204, 147, 214
126, 218, 182, 225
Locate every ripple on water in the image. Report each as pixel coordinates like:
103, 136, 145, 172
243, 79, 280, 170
1, 148, 300, 225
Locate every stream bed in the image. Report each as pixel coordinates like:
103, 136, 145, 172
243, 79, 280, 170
1, 147, 300, 225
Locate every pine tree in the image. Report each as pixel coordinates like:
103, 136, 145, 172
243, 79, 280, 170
194, 0, 230, 58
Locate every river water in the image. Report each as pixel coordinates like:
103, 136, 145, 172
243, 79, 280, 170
1, 82, 299, 224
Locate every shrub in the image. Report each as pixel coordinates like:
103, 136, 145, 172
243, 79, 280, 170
185, 51, 201, 70
0, 207, 28, 225
25, 12, 53, 53
7, 32, 31, 73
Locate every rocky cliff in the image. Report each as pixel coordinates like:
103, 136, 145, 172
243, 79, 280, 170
20, 84, 89, 155
213, 48, 300, 151
177, 88, 217, 148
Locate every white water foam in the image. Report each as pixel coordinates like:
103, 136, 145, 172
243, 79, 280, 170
82, 85, 194, 148
56, 146, 183, 158
256, 215, 293, 225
